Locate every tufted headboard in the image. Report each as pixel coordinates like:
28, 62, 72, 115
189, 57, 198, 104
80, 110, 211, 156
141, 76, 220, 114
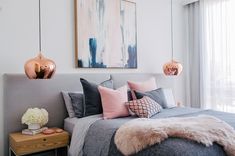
3, 73, 173, 154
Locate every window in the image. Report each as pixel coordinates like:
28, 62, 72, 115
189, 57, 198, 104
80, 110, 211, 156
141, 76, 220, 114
201, 0, 235, 112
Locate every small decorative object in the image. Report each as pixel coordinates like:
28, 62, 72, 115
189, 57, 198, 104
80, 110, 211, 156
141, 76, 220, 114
24, 0, 56, 79
163, 0, 183, 76
42, 128, 55, 135
55, 128, 64, 133
21, 108, 49, 130
177, 101, 184, 107
22, 127, 48, 135
75, 0, 137, 68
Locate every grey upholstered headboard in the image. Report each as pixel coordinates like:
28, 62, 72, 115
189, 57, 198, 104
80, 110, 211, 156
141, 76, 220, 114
3, 73, 172, 154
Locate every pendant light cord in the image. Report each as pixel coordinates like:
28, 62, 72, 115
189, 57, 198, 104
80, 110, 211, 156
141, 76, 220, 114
171, 0, 174, 60
39, 0, 42, 53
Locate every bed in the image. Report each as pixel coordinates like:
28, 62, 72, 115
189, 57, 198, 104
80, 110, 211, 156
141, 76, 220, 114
66, 107, 234, 156
4, 73, 234, 156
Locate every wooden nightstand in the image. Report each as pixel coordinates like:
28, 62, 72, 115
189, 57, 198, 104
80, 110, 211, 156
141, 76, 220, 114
9, 129, 69, 156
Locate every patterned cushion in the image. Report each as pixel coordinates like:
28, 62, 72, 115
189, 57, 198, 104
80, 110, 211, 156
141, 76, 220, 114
126, 96, 162, 118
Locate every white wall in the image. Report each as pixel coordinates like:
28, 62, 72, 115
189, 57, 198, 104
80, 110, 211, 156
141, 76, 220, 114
0, 0, 186, 154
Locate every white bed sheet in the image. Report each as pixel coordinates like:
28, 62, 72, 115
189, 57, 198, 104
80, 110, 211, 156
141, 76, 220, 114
64, 115, 102, 156
64, 117, 80, 134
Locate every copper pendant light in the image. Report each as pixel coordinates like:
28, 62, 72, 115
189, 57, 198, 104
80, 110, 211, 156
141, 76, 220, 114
163, 0, 183, 76
24, 0, 56, 79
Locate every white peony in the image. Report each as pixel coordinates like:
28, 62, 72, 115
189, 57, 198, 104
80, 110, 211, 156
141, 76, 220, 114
21, 108, 49, 126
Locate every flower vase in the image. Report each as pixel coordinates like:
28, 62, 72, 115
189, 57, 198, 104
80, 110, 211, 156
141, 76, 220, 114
28, 123, 40, 130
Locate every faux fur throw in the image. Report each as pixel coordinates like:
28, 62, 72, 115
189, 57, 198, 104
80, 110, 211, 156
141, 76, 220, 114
114, 115, 235, 156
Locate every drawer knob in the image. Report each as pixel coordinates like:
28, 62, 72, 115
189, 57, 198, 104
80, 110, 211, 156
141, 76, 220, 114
43, 138, 47, 141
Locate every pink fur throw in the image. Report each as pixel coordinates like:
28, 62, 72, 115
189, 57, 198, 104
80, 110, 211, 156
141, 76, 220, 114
114, 115, 235, 156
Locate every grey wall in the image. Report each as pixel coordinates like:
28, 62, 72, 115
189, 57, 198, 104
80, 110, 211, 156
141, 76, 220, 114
0, 0, 187, 154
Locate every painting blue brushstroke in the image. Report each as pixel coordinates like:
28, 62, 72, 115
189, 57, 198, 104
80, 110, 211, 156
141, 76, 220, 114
78, 38, 107, 68
127, 45, 137, 68
89, 38, 97, 67
89, 38, 107, 68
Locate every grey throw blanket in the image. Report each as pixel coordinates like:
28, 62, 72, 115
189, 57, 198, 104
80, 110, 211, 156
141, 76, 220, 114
69, 107, 235, 156
69, 114, 102, 156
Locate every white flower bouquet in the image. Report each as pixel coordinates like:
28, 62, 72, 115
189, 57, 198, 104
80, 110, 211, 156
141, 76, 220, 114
21, 108, 49, 129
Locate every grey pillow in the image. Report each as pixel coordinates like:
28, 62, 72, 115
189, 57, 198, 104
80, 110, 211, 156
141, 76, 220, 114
127, 90, 133, 101
100, 78, 114, 88
69, 92, 84, 118
80, 78, 114, 116
62, 91, 82, 118
134, 88, 176, 108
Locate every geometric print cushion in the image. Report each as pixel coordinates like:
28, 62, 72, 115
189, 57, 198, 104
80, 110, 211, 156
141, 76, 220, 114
126, 96, 162, 118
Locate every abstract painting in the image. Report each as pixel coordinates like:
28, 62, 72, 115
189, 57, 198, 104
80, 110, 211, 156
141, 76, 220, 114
75, 0, 137, 68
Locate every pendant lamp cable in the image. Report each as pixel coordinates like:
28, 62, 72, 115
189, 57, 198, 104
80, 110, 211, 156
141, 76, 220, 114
39, 0, 42, 53
171, 0, 174, 60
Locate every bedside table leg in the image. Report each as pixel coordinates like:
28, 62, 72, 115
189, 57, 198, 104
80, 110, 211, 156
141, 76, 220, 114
9, 148, 18, 156
55, 148, 58, 156
67, 145, 69, 156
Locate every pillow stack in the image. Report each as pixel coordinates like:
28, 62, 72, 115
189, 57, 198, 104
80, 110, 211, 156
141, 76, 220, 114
127, 77, 157, 99
80, 78, 114, 116
126, 77, 161, 117
62, 76, 177, 120
62, 77, 114, 118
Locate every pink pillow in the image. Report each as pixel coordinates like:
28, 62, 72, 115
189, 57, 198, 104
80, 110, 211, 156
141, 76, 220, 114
98, 85, 129, 119
127, 77, 157, 99
127, 77, 157, 92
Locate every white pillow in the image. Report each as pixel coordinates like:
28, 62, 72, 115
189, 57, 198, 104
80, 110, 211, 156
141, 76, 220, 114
161, 88, 176, 108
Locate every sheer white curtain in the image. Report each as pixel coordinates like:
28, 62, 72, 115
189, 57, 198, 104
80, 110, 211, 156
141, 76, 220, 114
187, 0, 235, 112
186, 2, 201, 108
200, 0, 235, 112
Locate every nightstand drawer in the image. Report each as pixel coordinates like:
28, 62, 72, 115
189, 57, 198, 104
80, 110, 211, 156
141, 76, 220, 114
10, 132, 69, 155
